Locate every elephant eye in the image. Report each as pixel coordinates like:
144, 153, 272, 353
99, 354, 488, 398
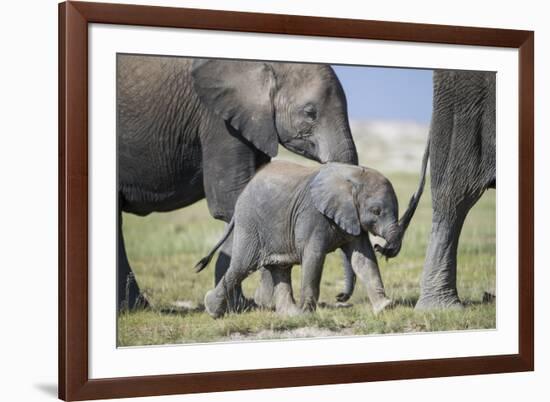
371, 207, 381, 216
303, 104, 317, 121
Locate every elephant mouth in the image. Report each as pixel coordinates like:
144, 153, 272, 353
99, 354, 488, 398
371, 228, 402, 259
281, 140, 322, 163
374, 243, 400, 259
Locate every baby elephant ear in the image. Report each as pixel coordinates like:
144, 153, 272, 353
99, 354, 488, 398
191, 59, 279, 158
310, 164, 361, 236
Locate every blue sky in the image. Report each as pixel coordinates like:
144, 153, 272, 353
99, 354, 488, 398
333, 65, 433, 124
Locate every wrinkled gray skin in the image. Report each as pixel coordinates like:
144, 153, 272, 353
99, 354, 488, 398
117, 55, 358, 310
196, 161, 403, 318
394, 70, 496, 310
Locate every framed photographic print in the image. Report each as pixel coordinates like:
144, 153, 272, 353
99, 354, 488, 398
59, 1, 534, 400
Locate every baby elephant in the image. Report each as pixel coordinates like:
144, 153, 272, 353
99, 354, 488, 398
196, 161, 404, 318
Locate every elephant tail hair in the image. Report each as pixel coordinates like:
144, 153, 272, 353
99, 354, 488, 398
194, 217, 235, 273
398, 136, 430, 233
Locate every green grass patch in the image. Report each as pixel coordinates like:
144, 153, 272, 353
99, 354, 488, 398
119, 172, 496, 346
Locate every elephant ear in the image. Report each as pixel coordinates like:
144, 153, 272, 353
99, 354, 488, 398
191, 59, 279, 158
310, 164, 361, 236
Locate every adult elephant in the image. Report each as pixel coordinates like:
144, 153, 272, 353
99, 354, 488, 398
377, 70, 496, 309
117, 55, 358, 310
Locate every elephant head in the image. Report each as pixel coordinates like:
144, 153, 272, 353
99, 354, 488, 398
191, 59, 358, 164
310, 163, 402, 254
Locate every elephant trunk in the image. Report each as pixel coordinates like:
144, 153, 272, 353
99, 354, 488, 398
333, 138, 359, 165
321, 127, 359, 165
374, 223, 403, 259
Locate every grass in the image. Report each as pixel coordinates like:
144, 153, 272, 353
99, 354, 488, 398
118, 168, 496, 347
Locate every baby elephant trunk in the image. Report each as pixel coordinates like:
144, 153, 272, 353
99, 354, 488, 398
375, 223, 403, 259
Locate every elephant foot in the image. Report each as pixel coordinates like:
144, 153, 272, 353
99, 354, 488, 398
204, 289, 227, 319
277, 303, 303, 317
119, 294, 150, 312
133, 293, 151, 310
224, 285, 257, 313
118, 272, 151, 312
372, 297, 393, 315
233, 294, 257, 313
415, 293, 463, 310
287, 305, 303, 317
482, 292, 496, 303
335, 292, 352, 303
254, 287, 274, 310
300, 297, 318, 313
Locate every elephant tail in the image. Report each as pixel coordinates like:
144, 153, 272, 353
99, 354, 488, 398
194, 217, 235, 273
398, 136, 430, 233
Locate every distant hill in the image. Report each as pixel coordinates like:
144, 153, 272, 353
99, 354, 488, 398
275, 120, 429, 174
350, 120, 429, 173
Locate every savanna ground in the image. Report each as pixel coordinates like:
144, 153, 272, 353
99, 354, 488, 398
118, 135, 496, 346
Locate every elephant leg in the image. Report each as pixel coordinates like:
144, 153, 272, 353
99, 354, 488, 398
204, 234, 258, 318
416, 154, 482, 310
117, 208, 149, 311
415, 210, 469, 310
254, 267, 275, 309
204, 263, 253, 319
214, 231, 256, 312
343, 238, 392, 314
270, 265, 301, 316
214, 230, 233, 284
300, 248, 326, 312
336, 249, 356, 302
416, 70, 495, 309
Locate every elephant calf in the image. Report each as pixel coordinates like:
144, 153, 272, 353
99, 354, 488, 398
196, 161, 404, 318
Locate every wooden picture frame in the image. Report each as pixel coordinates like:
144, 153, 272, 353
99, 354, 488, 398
59, 1, 534, 400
